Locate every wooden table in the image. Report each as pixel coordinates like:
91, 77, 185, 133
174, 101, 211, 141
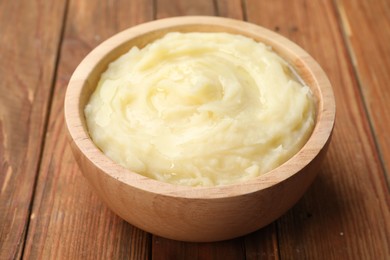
1, 0, 389, 259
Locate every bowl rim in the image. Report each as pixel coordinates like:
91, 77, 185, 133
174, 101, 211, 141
64, 16, 335, 199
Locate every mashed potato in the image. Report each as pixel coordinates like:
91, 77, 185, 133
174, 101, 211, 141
85, 32, 315, 186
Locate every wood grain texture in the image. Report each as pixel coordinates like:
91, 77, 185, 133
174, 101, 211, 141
3, 0, 388, 259
0, 1, 66, 259
22, 0, 153, 259
244, 224, 279, 259
156, 0, 215, 18
152, 236, 245, 260
335, 0, 390, 184
246, 0, 390, 258
215, 0, 244, 19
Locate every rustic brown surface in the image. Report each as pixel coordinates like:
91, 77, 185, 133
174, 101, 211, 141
335, 0, 390, 184
0, 0, 389, 259
152, 236, 245, 260
0, 1, 67, 259
246, 0, 390, 258
22, 0, 153, 259
156, 0, 215, 18
215, 0, 244, 19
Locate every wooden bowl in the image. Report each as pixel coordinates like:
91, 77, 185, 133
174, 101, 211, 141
64, 16, 335, 242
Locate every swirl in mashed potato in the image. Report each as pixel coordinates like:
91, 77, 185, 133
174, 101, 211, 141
85, 32, 315, 187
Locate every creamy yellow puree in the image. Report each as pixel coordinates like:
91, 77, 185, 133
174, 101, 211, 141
85, 32, 315, 187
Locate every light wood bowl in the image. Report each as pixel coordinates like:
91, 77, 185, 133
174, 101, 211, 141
64, 16, 335, 242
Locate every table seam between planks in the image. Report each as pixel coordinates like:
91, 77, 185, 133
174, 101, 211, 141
18, 1, 71, 259
333, 0, 390, 190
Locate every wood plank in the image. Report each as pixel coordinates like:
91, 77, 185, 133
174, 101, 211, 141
156, 0, 244, 20
22, 0, 153, 259
335, 0, 390, 184
244, 224, 279, 259
0, 1, 67, 259
215, 0, 244, 19
151, 1, 277, 258
156, 0, 215, 18
246, 0, 390, 258
152, 236, 245, 260
218, 2, 279, 259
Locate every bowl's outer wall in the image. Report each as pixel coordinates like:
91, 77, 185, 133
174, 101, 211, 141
69, 134, 330, 242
